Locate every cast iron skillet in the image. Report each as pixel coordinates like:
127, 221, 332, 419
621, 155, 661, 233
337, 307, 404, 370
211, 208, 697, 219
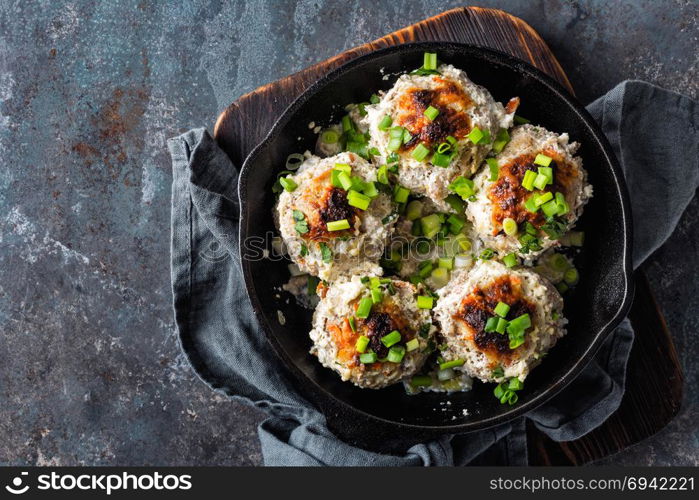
238, 42, 633, 450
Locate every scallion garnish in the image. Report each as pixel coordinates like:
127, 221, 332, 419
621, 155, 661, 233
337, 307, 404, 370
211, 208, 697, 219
492, 128, 510, 153
416, 295, 434, 309
356, 296, 373, 319
411, 143, 431, 162
319, 242, 332, 263
494, 301, 510, 318
410, 375, 432, 387
320, 130, 339, 144
393, 185, 410, 204
347, 189, 371, 210
533, 173, 549, 190
341, 115, 354, 132
279, 176, 297, 192
387, 345, 406, 363
378, 115, 393, 131
521, 170, 537, 191
448, 176, 475, 201
564, 267, 579, 286
371, 288, 383, 304
439, 359, 465, 370
485, 317, 498, 332
503, 253, 518, 268
327, 219, 350, 231
513, 115, 530, 125
355, 334, 369, 353
420, 214, 442, 239
479, 248, 494, 260
534, 153, 552, 167
430, 151, 452, 167
495, 317, 508, 334
405, 200, 424, 221
285, 153, 305, 171
502, 217, 518, 236
487, 158, 499, 181
524, 194, 539, 213
424, 52, 437, 70
406, 338, 419, 352
359, 351, 377, 364
467, 126, 489, 145
534, 192, 553, 207
381, 330, 401, 347
370, 93, 380, 104
424, 106, 439, 121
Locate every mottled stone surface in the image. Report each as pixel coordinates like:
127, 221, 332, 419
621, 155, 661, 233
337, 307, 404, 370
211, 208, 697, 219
0, 0, 696, 466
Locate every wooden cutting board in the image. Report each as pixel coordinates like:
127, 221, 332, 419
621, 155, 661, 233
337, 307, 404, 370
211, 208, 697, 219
214, 6, 683, 465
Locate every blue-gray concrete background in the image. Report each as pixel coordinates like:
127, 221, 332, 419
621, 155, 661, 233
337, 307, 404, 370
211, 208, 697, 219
0, 0, 696, 465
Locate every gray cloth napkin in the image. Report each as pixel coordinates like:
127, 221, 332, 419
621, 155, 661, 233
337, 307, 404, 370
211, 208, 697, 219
167, 81, 698, 466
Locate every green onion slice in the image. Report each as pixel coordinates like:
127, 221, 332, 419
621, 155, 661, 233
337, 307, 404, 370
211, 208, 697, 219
378, 115, 393, 131
416, 295, 434, 309
285, 153, 305, 171
355, 335, 369, 353
494, 301, 510, 318
439, 359, 465, 370
356, 296, 373, 319
359, 352, 377, 364
327, 219, 350, 231
424, 106, 439, 121
320, 129, 339, 144
487, 158, 499, 181
534, 153, 552, 167
381, 330, 402, 347
411, 143, 431, 162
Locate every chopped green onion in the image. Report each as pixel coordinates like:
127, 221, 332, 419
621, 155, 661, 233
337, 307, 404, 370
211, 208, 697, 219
389, 126, 405, 139
356, 296, 373, 319
363, 181, 378, 198
492, 128, 510, 153
502, 217, 518, 236
355, 335, 369, 353
424, 106, 439, 121
411, 143, 431, 162
550, 253, 571, 272
480, 248, 495, 260
447, 214, 465, 234
495, 317, 508, 334
524, 194, 540, 213
438, 257, 454, 270
393, 185, 410, 204
321, 130, 339, 144
448, 176, 475, 200
337, 171, 353, 191
406, 338, 420, 352
359, 351, 377, 364
279, 176, 297, 192
487, 158, 499, 181
378, 115, 393, 131
507, 378, 523, 391
387, 137, 403, 151
418, 260, 434, 278
381, 330, 402, 347
485, 317, 498, 332
521, 170, 537, 191
420, 214, 442, 239
370, 94, 380, 104
430, 151, 452, 167
513, 114, 530, 124
348, 316, 357, 332
377, 165, 389, 184
402, 128, 412, 144
350, 175, 366, 192
538, 166, 553, 184
327, 219, 350, 231
437, 142, 452, 154
387, 345, 406, 363
533, 173, 549, 190
368, 147, 380, 157
534, 153, 552, 167
564, 267, 579, 286
430, 267, 449, 288
439, 359, 465, 370
506, 313, 531, 334
417, 295, 434, 309
410, 375, 432, 387
555, 192, 570, 215
503, 253, 518, 268
371, 288, 383, 304
423, 52, 437, 70
494, 301, 511, 318
534, 191, 554, 207
334, 163, 351, 173
445, 194, 465, 213
347, 189, 371, 210
541, 199, 560, 218
467, 126, 488, 144
299, 243, 308, 257
341, 115, 354, 132
286, 153, 305, 170
405, 200, 424, 221
319, 242, 332, 263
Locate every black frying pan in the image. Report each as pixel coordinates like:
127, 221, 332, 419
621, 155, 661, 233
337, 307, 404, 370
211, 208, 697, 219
238, 42, 633, 452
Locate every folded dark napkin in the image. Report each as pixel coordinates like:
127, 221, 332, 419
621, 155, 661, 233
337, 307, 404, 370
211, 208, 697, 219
168, 81, 698, 465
